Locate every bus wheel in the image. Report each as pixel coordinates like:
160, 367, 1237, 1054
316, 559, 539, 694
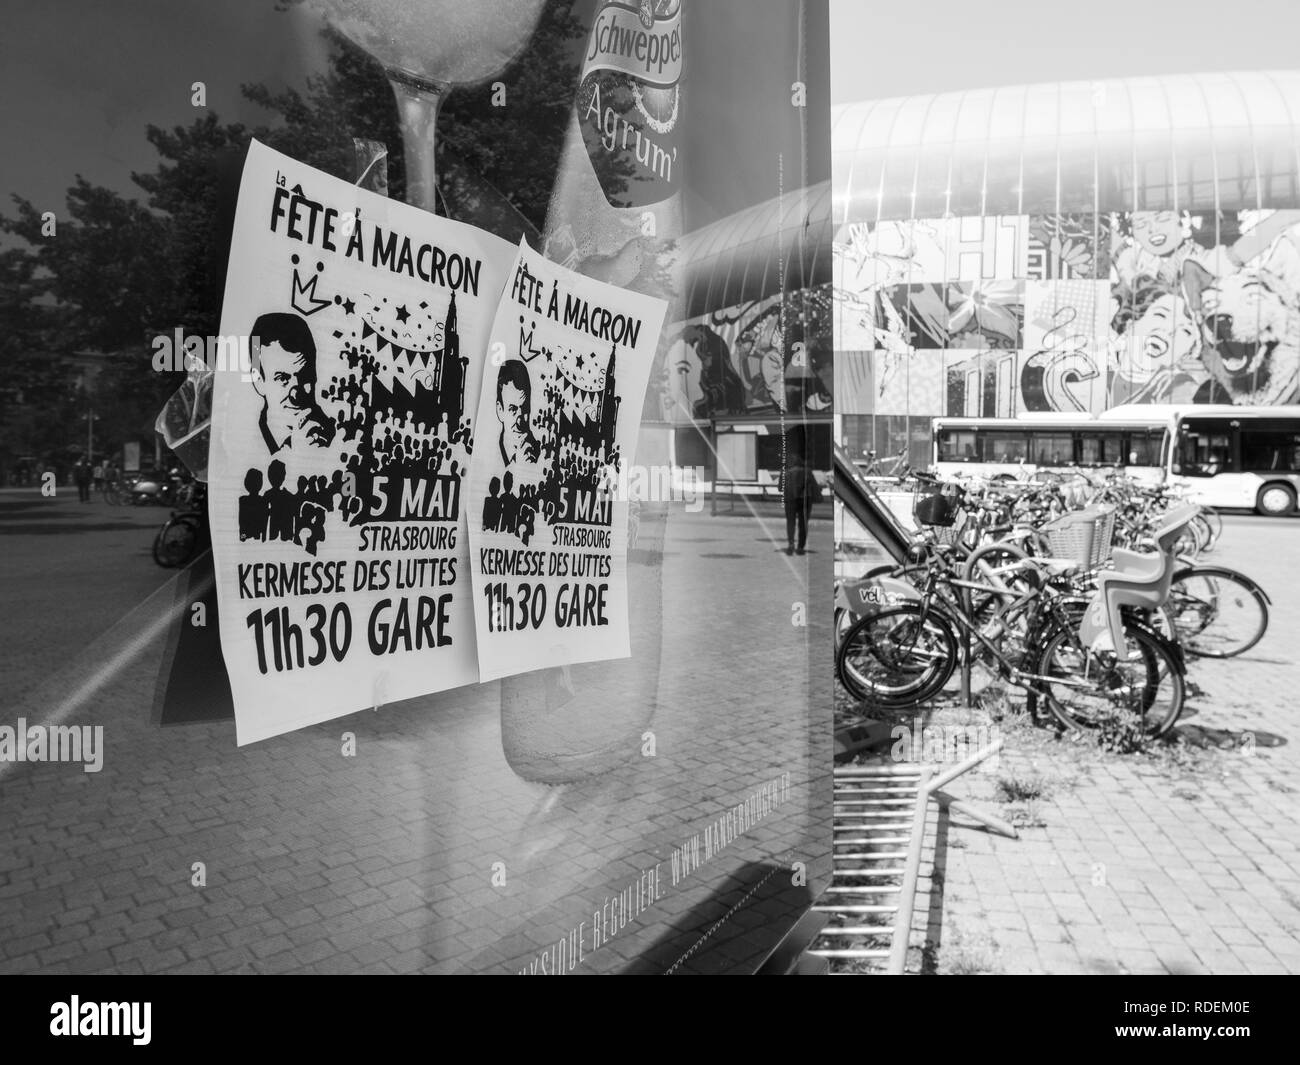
1256, 482, 1296, 517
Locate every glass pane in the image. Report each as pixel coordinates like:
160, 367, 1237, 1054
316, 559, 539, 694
1030, 432, 1073, 466
1128, 430, 1164, 466
938, 429, 979, 462
1178, 427, 1234, 475
1080, 431, 1123, 465
1241, 430, 1300, 471
1058, 135, 1098, 213
985, 431, 1028, 463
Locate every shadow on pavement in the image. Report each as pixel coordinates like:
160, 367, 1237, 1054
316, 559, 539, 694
1173, 722, 1287, 750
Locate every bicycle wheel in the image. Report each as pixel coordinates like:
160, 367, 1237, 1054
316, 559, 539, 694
1030, 622, 1184, 737
961, 541, 1032, 617
1166, 567, 1268, 658
1188, 513, 1216, 554
153, 516, 200, 568
1199, 507, 1224, 547
836, 604, 958, 707
833, 606, 854, 650
1171, 521, 1204, 561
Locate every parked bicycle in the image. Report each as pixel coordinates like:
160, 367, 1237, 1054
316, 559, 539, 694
153, 482, 208, 568
837, 499, 1199, 737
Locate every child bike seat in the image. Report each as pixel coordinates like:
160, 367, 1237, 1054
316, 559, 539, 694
1080, 505, 1200, 655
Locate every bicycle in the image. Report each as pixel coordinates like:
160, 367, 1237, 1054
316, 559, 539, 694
836, 504, 1197, 738
857, 447, 911, 479
153, 483, 208, 568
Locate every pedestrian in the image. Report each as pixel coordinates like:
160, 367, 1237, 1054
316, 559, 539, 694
75, 456, 91, 503
92, 461, 104, 492
782, 447, 813, 556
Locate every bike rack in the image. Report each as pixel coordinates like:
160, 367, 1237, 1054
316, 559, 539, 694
811, 740, 1013, 974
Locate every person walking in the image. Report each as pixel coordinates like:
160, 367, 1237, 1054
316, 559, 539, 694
782, 448, 813, 556
74, 456, 92, 503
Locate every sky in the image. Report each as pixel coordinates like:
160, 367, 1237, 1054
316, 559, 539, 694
830, 0, 1300, 105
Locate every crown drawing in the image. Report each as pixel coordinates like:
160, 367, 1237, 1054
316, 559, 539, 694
519, 318, 544, 362
291, 264, 331, 317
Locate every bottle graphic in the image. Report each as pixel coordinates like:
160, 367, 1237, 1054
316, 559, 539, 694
499, 0, 685, 785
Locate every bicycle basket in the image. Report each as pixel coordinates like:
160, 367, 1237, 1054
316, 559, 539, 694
927, 509, 969, 546
913, 482, 960, 527
1041, 505, 1116, 569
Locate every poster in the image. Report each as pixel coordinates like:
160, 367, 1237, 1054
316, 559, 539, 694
466, 239, 667, 682
209, 140, 515, 745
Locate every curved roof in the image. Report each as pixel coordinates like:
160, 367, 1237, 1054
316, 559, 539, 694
679, 179, 831, 320
832, 70, 1300, 223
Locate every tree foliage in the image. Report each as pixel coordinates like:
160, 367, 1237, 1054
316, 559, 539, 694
0, 1, 596, 475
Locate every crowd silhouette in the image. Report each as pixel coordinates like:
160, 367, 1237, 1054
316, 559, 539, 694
238, 460, 346, 556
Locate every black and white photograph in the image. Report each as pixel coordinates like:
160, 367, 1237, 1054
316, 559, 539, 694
0, 0, 1295, 1043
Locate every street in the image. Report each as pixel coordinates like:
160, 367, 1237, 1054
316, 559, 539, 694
0, 490, 833, 973
0, 490, 176, 704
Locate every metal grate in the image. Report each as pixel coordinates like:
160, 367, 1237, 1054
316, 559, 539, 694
809, 764, 931, 974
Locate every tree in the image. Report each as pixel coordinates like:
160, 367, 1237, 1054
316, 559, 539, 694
0, 1, 607, 471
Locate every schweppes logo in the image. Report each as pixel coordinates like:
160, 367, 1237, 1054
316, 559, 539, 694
577, 0, 683, 208
583, 0, 683, 88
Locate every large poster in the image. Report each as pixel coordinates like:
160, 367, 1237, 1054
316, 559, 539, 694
466, 239, 666, 681
209, 140, 515, 745
834, 210, 1300, 419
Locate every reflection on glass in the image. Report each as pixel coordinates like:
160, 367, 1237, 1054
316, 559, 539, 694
311, 0, 546, 210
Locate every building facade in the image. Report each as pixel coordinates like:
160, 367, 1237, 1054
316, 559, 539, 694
832, 71, 1300, 468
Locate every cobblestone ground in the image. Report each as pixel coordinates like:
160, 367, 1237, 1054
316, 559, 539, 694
0, 503, 832, 974
920, 517, 1300, 974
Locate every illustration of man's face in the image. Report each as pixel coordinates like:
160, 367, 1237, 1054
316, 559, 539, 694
497, 381, 529, 437
250, 316, 333, 452
1131, 210, 1186, 257
254, 341, 316, 417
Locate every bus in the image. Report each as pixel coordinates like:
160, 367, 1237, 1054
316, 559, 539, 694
1158, 404, 1300, 516
932, 412, 1171, 484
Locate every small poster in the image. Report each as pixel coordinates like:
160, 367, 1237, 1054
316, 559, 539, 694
209, 140, 515, 745
466, 239, 667, 681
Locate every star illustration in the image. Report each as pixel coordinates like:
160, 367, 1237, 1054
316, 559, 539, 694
342, 297, 355, 315
395, 305, 410, 324
575, 354, 585, 368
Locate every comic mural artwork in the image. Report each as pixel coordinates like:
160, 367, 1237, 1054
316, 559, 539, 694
833, 210, 1300, 418
654, 284, 833, 424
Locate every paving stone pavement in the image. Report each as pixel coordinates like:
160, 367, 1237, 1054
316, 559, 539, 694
0, 506, 833, 974
928, 517, 1300, 974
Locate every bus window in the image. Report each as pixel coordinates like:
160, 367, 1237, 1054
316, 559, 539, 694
1240, 428, 1300, 472
1177, 427, 1234, 477
1030, 432, 1073, 467
1080, 431, 1123, 466
937, 430, 980, 462
983, 431, 1028, 464
1127, 430, 1163, 467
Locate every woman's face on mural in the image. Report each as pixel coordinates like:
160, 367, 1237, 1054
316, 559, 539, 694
1124, 293, 1201, 379
669, 335, 703, 414
1130, 210, 1186, 257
